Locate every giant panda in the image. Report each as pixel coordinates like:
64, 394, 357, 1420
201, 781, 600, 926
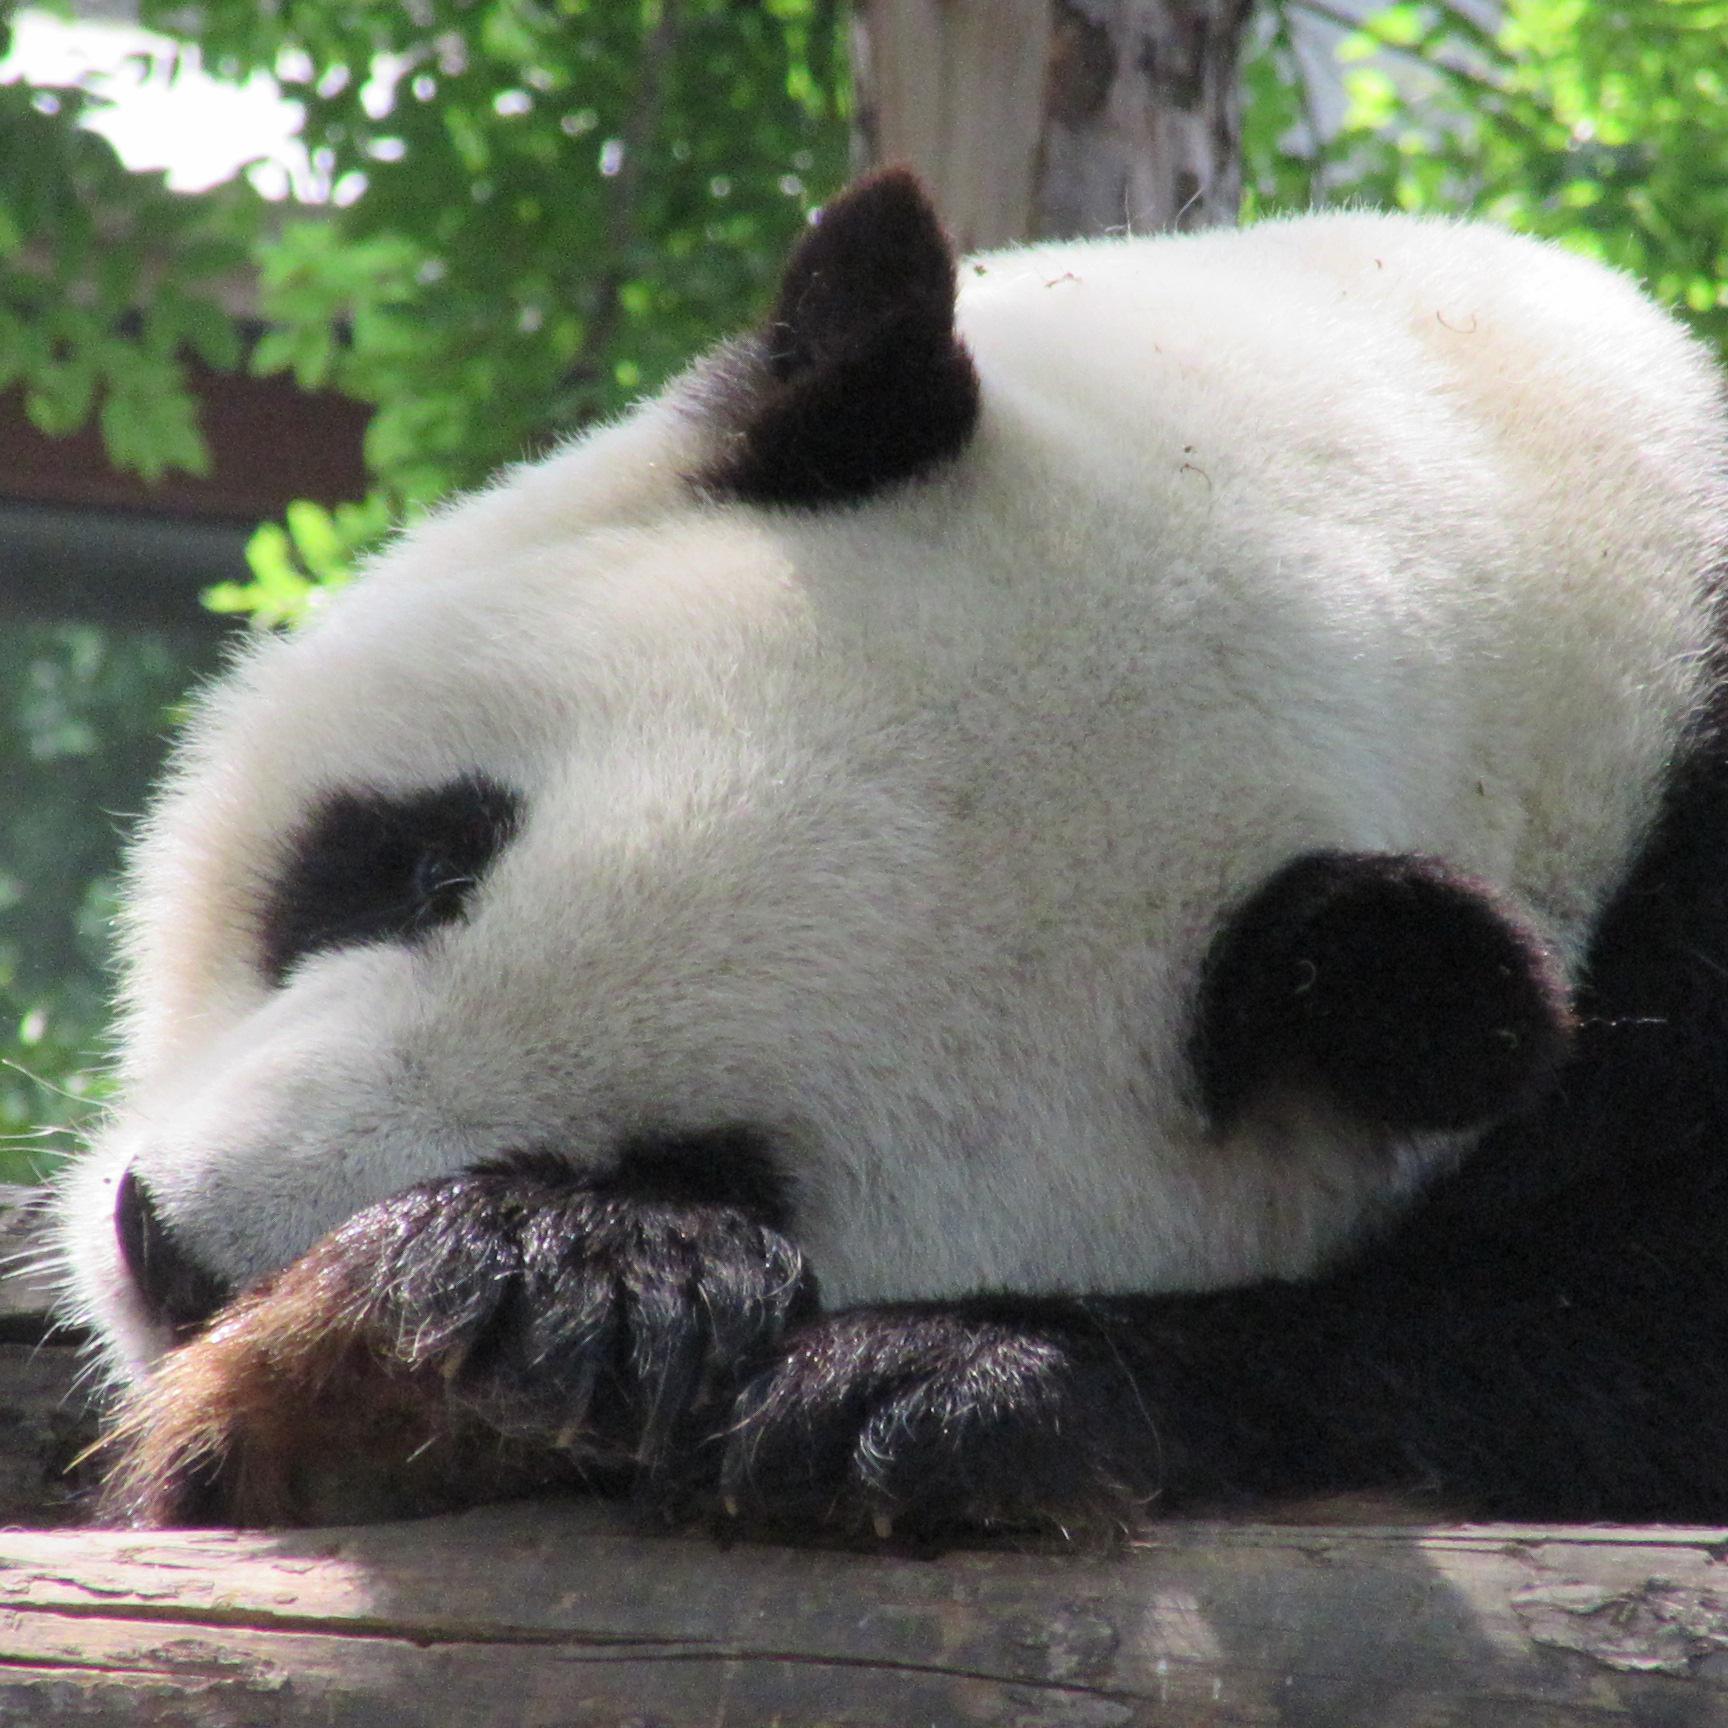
52, 170, 1728, 1534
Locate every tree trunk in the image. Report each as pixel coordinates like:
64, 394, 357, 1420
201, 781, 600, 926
851, 0, 1256, 247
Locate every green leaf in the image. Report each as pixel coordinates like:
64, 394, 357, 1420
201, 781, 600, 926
243, 522, 298, 588
0, 307, 27, 393
285, 501, 350, 582
96, 392, 147, 470
25, 361, 96, 437
1371, 2, 1432, 47
178, 299, 244, 372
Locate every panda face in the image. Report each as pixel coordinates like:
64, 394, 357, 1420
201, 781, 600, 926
57, 174, 1725, 1391
68, 478, 1411, 1384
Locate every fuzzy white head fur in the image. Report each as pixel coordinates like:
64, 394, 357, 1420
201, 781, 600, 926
58, 210, 1728, 1387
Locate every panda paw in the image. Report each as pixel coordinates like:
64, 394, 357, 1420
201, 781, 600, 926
717, 1303, 1161, 1538
97, 1158, 816, 1528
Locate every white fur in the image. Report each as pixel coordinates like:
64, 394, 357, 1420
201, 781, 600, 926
57, 212, 1728, 1386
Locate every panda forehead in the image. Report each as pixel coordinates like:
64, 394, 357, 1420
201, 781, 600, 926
206, 513, 823, 794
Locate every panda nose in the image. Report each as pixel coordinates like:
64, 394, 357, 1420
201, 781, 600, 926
114, 1166, 232, 1335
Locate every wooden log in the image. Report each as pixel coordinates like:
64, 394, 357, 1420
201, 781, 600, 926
0, 1181, 60, 1330
1037, 0, 1257, 236
4, 1505, 1728, 1724
0, 1185, 103, 1524
0, 1343, 99, 1526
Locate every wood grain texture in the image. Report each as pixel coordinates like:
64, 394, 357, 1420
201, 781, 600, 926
0, 1186, 101, 1524
1037, 0, 1257, 236
0, 1182, 59, 1330
5, 1505, 1728, 1725
0, 1344, 99, 1525
851, 0, 1053, 251
852, 0, 1257, 247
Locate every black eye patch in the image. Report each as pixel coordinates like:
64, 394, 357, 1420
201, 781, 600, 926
259, 775, 523, 985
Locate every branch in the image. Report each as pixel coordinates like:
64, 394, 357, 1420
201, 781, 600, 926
554, 0, 684, 406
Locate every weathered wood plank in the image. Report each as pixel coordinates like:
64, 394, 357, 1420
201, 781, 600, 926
0, 1343, 99, 1525
0, 1188, 100, 1525
0, 1182, 60, 1330
5, 1507, 1728, 1725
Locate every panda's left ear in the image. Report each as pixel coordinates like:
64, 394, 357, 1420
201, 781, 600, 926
694, 169, 981, 506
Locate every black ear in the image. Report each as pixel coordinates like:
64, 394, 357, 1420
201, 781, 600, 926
696, 169, 981, 506
1192, 852, 1575, 1138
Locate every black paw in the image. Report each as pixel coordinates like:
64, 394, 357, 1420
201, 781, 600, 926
363, 1155, 818, 1485
1195, 850, 1574, 1134
717, 1303, 1160, 1537
97, 1156, 816, 1527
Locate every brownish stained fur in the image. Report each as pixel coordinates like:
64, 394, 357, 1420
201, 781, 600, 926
96, 1233, 572, 1528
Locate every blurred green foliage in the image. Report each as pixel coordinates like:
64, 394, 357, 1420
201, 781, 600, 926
0, 625, 214, 1178
1248, 0, 1728, 343
165, 0, 848, 537
2, 0, 1726, 1178
7, 0, 1725, 507
3, 2, 849, 504
205, 494, 392, 628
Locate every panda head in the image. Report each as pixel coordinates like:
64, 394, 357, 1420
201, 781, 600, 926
62, 171, 1712, 1389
